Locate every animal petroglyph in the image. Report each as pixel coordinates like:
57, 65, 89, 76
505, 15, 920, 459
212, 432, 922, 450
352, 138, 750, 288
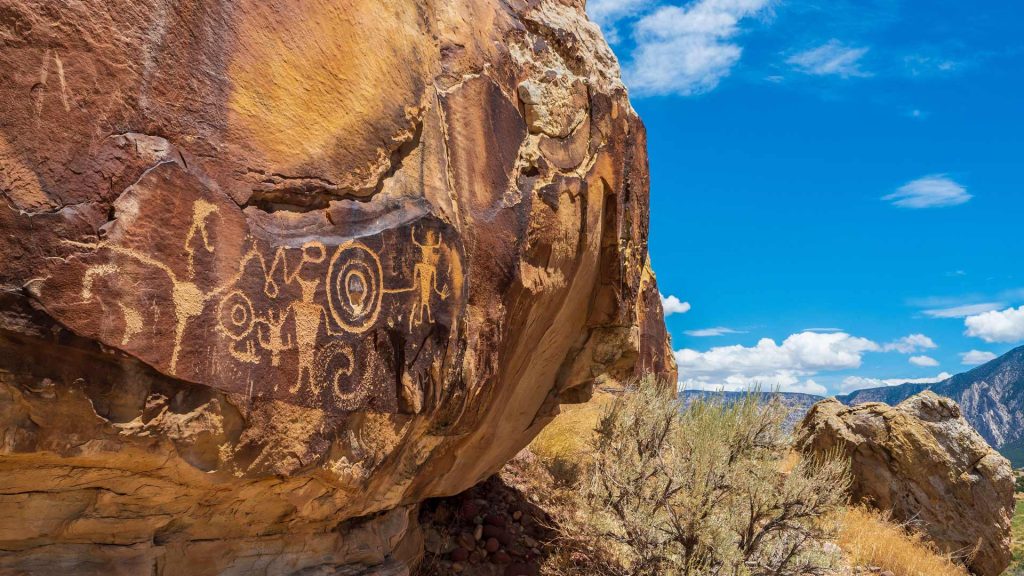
79, 263, 143, 345
68, 239, 225, 372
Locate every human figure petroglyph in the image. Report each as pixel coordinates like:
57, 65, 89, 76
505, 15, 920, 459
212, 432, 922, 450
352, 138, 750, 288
386, 227, 450, 330
288, 245, 332, 395
226, 240, 369, 396
256, 308, 291, 368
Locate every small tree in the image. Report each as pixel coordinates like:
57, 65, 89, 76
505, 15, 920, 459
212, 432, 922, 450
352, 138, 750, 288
563, 378, 850, 576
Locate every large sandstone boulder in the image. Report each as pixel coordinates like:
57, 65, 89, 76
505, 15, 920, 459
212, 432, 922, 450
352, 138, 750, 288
796, 392, 1014, 576
0, 0, 671, 573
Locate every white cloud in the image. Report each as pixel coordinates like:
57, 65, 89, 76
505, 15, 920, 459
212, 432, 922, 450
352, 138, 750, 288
909, 355, 939, 367
676, 331, 879, 394
882, 333, 937, 354
587, 0, 654, 43
883, 175, 971, 208
660, 294, 692, 316
675, 331, 879, 375
904, 54, 962, 77
786, 40, 870, 78
961, 350, 998, 365
680, 371, 827, 396
624, 0, 774, 96
965, 306, 1024, 343
838, 372, 952, 395
923, 302, 1003, 319
685, 326, 744, 337
587, 0, 653, 27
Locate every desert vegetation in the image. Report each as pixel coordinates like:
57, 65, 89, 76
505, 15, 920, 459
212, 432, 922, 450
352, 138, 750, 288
538, 378, 851, 575
1010, 497, 1024, 575
418, 378, 999, 575
837, 507, 968, 576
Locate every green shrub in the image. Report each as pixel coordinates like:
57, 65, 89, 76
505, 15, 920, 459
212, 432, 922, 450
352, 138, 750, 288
554, 377, 850, 576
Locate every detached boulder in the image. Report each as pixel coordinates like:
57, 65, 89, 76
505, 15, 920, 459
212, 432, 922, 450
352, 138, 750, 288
795, 392, 1014, 576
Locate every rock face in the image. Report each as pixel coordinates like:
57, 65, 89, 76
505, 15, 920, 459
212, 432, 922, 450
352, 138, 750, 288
796, 392, 1014, 576
0, 0, 670, 573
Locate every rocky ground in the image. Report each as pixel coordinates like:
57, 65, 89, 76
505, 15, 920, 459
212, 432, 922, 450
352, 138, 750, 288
416, 456, 556, 576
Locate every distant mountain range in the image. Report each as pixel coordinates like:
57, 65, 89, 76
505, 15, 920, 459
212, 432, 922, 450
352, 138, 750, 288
839, 345, 1024, 465
680, 344, 1024, 466
678, 390, 824, 431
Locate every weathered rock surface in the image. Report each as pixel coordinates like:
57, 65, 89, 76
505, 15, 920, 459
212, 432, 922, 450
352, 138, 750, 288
796, 392, 1014, 576
0, 0, 670, 573
839, 345, 1024, 465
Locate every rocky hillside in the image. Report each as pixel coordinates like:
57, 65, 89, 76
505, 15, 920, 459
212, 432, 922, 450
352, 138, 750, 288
0, 1, 672, 573
839, 345, 1024, 464
688, 346, 1024, 464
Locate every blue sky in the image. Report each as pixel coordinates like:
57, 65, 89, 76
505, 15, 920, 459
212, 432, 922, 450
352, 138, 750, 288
587, 0, 1024, 395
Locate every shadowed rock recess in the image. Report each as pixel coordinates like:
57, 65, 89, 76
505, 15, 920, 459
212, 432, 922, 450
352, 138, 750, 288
0, 0, 674, 573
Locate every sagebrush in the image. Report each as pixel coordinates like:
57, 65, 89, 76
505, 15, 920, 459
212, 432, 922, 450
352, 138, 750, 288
549, 378, 850, 576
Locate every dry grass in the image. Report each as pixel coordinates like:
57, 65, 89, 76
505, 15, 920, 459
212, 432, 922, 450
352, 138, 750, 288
779, 450, 801, 473
529, 390, 613, 462
837, 506, 969, 576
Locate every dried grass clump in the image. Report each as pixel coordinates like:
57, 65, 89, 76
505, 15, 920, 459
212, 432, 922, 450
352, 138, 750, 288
837, 506, 969, 576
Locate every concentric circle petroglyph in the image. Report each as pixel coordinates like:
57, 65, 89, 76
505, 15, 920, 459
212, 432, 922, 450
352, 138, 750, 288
327, 241, 383, 333
218, 290, 255, 340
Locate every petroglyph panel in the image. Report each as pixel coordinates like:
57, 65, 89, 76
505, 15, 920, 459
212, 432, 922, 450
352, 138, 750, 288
39, 163, 462, 414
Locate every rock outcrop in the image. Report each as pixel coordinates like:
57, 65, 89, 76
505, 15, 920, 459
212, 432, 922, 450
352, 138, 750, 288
839, 345, 1024, 465
796, 392, 1014, 576
0, 0, 670, 573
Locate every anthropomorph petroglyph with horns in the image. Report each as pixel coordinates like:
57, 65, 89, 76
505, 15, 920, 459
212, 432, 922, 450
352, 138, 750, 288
406, 227, 449, 330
